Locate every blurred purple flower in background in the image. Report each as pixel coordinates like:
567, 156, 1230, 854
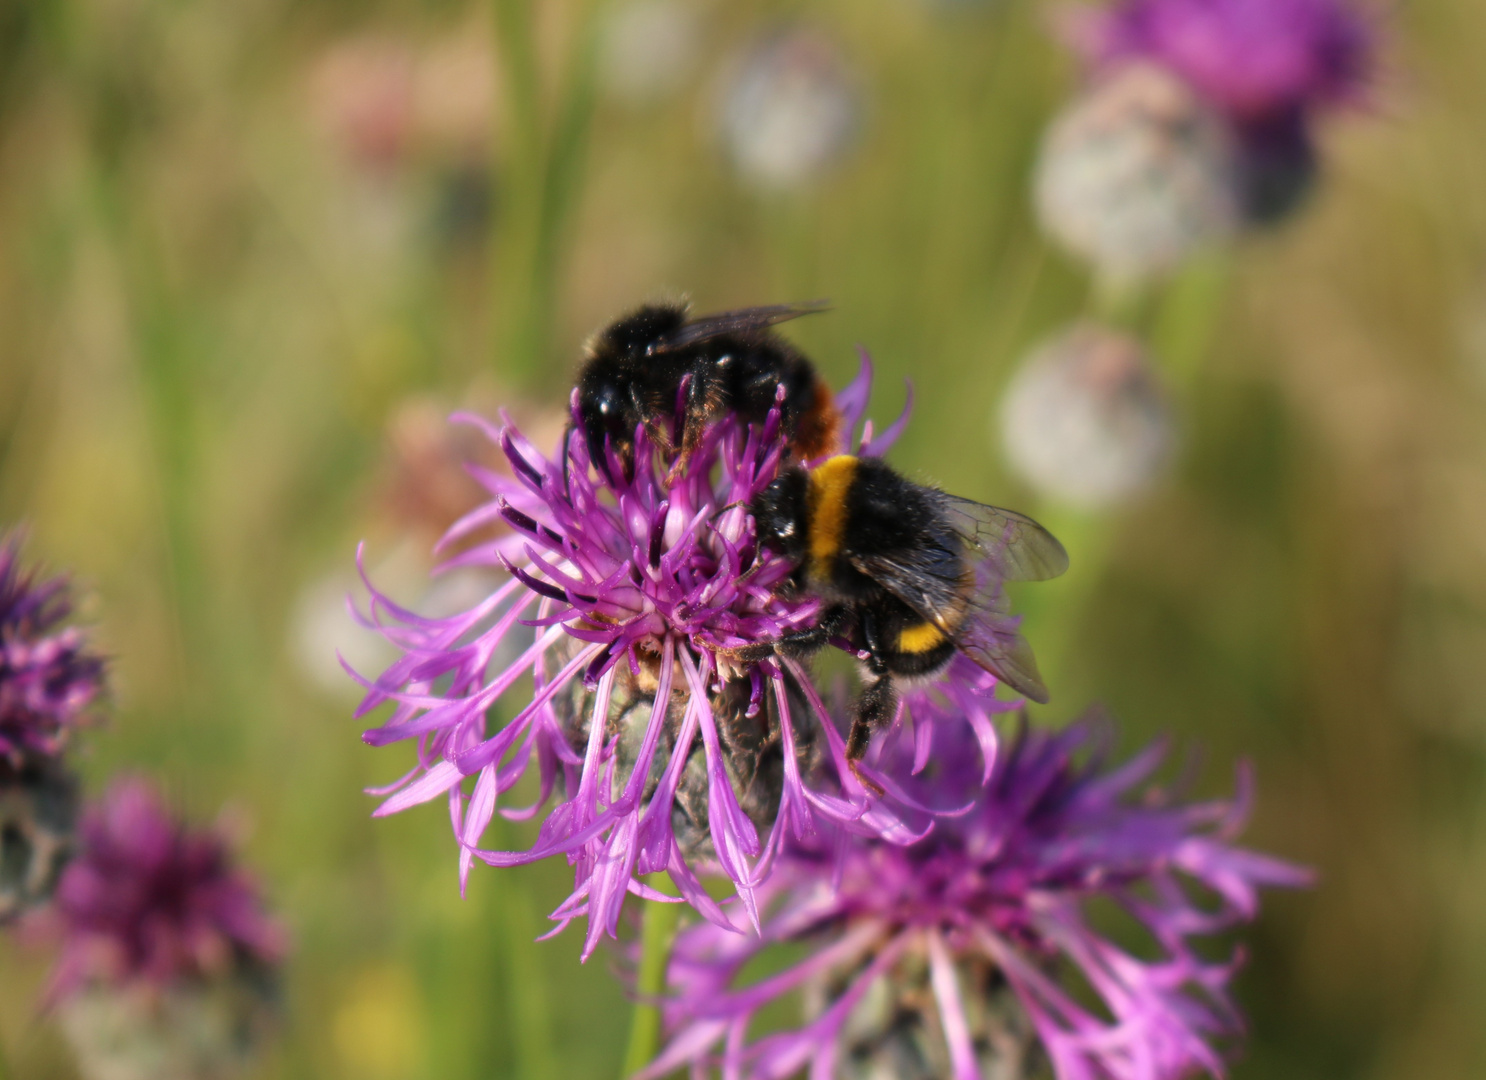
353, 359, 941, 958
47, 779, 285, 999
1066, 0, 1376, 223
44, 779, 285, 1080
640, 717, 1310, 1080
1077, 0, 1372, 122
0, 536, 104, 764
0, 535, 100, 922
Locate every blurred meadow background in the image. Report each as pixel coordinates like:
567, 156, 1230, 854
2, 0, 1485, 1076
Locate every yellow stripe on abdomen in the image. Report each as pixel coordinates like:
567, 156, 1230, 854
807, 455, 857, 581
897, 621, 947, 655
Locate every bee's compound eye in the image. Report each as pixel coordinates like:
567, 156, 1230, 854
716, 353, 732, 366
778, 523, 794, 538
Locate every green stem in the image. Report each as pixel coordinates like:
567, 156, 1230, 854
1150, 253, 1230, 391
1089, 270, 1154, 335
491, 0, 601, 383
1024, 257, 1233, 707
620, 875, 682, 1079
499, 872, 557, 1080
1015, 504, 1116, 707
84, 156, 200, 707
491, 0, 546, 380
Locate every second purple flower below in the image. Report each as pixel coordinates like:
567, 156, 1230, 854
640, 717, 1312, 1080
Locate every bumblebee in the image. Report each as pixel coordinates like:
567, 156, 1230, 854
572, 300, 838, 481
743, 454, 1068, 767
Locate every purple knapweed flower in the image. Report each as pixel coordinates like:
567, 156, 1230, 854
41, 780, 285, 1080
44, 779, 285, 1002
1068, 0, 1375, 221
640, 714, 1311, 1080
1, 535, 98, 922
351, 355, 979, 957
0, 535, 104, 765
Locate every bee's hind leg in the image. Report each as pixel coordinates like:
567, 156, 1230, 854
846, 675, 895, 797
843, 607, 893, 795
846, 674, 895, 761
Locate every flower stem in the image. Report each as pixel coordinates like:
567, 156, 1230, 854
1150, 253, 1230, 391
499, 871, 557, 1080
491, 0, 601, 381
620, 875, 682, 1079
1023, 255, 1233, 702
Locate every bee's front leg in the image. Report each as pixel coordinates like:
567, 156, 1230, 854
722, 605, 846, 664
666, 369, 724, 484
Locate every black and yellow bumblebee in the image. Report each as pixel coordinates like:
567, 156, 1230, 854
571, 301, 839, 482
743, 454, 1068, 768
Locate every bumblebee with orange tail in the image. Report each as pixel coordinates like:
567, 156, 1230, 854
744, 454, 1068, 769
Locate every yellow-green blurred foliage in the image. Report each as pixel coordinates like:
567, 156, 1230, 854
1, 0, 1484, 1077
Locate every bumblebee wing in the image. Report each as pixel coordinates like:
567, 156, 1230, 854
656, 301, 830, 351
849, 545, 967, 634
936, 494, 1069, 582
851, 546, 1053, 704
955, 585, 1052, 704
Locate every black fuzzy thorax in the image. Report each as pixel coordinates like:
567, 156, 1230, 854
575, 302, 820, 473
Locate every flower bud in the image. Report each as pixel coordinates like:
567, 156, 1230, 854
47, 781, 286, 1080
822, 954, 1040, 1080
1034, 63, 1238, 281
0, 758, 77, 922
59, 972, 279, 1080
717, 29, 860, 189
999, 323, 1174, 508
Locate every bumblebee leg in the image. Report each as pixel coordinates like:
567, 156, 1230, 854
560, 421, 579, 498
847, 675, 897, 761
856, 608, 890, 677
845, 675, 895, 797
844, 606, 892, 795
666, 373, 715, 485
721, 606, 846, 664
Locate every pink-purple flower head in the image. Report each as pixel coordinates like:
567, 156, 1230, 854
1072, 0, 1374, 123
350, 355, 972, 958
44, 778, 286, 1003
1067, 0, 1375, 222
641, 716, 1312, 1080
0, 535, 105, 765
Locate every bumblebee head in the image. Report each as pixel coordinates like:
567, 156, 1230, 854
749, 467, 810, 562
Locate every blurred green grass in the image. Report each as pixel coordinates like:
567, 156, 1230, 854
2, 0, 1486, 1076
